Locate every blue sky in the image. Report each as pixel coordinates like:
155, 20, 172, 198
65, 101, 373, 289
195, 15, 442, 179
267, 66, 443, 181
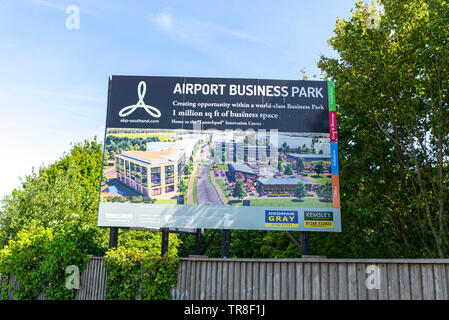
0, 0, 357, 198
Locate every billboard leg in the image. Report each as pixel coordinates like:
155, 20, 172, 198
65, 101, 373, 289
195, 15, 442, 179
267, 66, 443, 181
221, 229, 231, 258
200, 230, 218, 255
161, 228, 169, 256
195, 229, 202, 255
108, 227, 118, 249
301, 231, 310, 256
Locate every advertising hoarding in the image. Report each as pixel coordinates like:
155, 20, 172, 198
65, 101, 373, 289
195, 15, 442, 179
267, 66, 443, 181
98, 75, 341, 232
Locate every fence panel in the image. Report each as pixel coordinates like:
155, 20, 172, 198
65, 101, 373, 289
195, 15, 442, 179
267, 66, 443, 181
172, 258, 449, 301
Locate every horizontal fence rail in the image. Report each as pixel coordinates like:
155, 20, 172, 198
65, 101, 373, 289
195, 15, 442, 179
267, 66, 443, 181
2, 257, 449, 300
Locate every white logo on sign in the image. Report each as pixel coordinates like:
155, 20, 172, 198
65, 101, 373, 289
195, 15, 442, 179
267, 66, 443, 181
119, 81, 161, 118
223, 213, 233, 228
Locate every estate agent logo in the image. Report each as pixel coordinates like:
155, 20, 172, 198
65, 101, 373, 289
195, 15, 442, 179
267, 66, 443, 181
265, 210, 299, 227
304, 211, 333, 228
119, 81, 162, 118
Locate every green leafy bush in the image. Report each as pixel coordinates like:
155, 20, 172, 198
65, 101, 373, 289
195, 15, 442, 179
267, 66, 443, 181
104, 248, 179, 300
0, 221, 106, 300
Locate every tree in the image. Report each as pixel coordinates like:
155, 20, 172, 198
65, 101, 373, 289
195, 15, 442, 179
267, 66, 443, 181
319, 183, 332, 202
314, 161, 325, 175
0, 138, 180, 256
284, 163, 293, 175
103, 150, 111, 165
184, 162, 193, 175
0, 139, 103, 247
282, 142, 288, 152
277, 161, 284, 172
312, 137, 319, 149
318, 0, 449, 258
178, 178, 188, 195
296, 158, 305, 171
294, 183, 306, 201
232, 179, 246, 200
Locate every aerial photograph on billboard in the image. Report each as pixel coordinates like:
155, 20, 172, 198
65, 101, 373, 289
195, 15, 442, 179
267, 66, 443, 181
100, 129, 332, 208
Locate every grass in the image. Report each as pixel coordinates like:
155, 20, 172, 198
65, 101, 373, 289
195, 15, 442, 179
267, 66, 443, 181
230, 197, 332, 207
214, 164, 229, 170
308, 174, 332, 186
207, 166, 213, 185
215, 179, 230, 201
192, 165, 199, 205
153, 199, 177, 204
306, 160, 331, 166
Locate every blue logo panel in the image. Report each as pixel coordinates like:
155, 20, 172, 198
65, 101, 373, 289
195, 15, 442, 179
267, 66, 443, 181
330, 142, 339, 175
265, 210, 298, 227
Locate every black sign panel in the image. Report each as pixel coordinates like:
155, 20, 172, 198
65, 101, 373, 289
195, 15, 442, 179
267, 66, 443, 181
106, 75, 329, 133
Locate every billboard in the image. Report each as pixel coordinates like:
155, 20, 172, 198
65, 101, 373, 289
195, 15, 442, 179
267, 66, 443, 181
98, 75, 341, 232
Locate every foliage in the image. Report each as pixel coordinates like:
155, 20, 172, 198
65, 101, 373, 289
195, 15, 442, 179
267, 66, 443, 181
178, 178, 189, 196
0, 222, 106, 300
317, 0, 449, 258
178, 230, 302, 259
296, 158, 305, 170
284, 163, 293, 175
318, 183, 333, 202
103, 248, 141, 300
294, 183, 306, 200
104, 248, 179, 300
117, 229, 180, 256
0, 138, 182, 299
314, 161, 325, 175
0, 138, 180, 255
184, 161, 194, 175
0, 139, 104, 248
232, 179, 246, 200
103, 135, 161, 160
138, 256, 180, 300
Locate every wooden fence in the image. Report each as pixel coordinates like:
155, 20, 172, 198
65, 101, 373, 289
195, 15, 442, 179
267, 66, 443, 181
173, 257, 449, 300
2, 257, 449, 300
